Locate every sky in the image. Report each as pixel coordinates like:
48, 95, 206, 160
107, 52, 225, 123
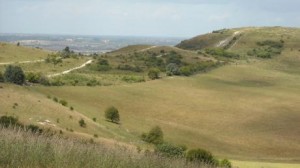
0, 0, 300, 37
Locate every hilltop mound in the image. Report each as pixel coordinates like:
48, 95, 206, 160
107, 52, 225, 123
176, 27, 300, 53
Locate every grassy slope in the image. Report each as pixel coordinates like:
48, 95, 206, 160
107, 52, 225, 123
30, 57, 300, 161
0, 43, 90, 75
0, 42, 49, 62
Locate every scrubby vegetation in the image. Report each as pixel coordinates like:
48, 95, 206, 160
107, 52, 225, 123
205, 48, 239, 59
247, 40, 284, 58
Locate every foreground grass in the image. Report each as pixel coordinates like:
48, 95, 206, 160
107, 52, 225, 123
0, 127, 213, 168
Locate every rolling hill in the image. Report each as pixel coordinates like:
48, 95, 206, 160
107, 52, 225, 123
0, 27, 300, 168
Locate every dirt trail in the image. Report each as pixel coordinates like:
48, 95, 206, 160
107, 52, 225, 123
138, 46, 157, 52
215, 31, 241, 48
0, 59, 44, 65
47, 60, 93, 77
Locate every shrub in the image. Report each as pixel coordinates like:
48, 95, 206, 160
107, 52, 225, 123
141, 126, 164, 145
205, 48, 239, 59
4, 65, 25, 85
26, 72, 41, 83
220, 159, 232, 168
79, 119, 86, 128
105, 106, 120, 123
148, 68, 160, 80
155, 143, 187, 157
179, 66, 193, 76
0, 116, 21, 128
0, 71, 4, 82
186, 148, 215, 164
92, 118, 97, 122
70, 106, 74, 111
26, 124, 43, 133
59, 99, 68, 106
166, 63, 180, 76
86, 79, 100, 86
121, 76, 145, 83
53, 97, 58, 102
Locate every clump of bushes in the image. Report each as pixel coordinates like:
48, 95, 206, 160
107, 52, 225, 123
117, 64, 143, 72
248, 40, 284, 59
155, 143, 187, 158
26, 72, 50, 85
121, 76, 145, 83
141, 126, 164, 145
148, 68, 160, 80
205, 48, 239, 59
0, 115, 43, 134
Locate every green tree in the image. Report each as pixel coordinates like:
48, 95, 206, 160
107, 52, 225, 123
179, 66, 193, 76
4, 65, 25, 85
45, 54, 62, 66
105, 106, 120, 123
148, 68, 160, 80
141, 126, 164, 144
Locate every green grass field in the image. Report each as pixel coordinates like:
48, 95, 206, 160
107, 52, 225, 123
0, 27, 300, 167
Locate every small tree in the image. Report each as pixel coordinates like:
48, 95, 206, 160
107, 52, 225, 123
79, 118, 86, 128
141, 126, 164, 144
148, 68, 160, 80
105, 106, 120, 123
4, 65, 25, 85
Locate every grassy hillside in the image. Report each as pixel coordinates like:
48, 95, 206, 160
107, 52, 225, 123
0, 27, 300, 167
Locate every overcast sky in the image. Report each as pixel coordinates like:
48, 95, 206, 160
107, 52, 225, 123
0, 0, 299, 37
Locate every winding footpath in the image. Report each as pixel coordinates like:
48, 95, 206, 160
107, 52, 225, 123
47, 59, 93, 77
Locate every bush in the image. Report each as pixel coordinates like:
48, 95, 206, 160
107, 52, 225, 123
0, 72, 4, 82
105, 106, 120, 123
79, 119, 86, 128
0, 116, 21, 128
155, 143, 187, 157
148, 68, 160, 80
4, 65, 25, 85
179, 66, 193, 76
186, 148, 215, 164
141, 126, 164, 145
26, 72, 42, 83
166, 63, 180, 76
220, 159, 232, 168
26, 124, 43, 134
59, 100, 68, 106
